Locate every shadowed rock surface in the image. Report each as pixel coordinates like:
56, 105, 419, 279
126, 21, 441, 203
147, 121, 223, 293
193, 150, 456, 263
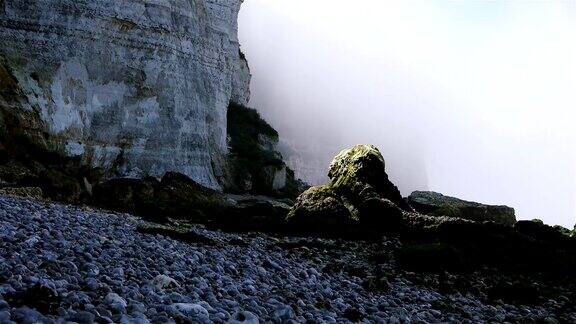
225, 102, 307, 198
288, 145, 407, 231
407, 191, 516, 226
92, 172, 229, 223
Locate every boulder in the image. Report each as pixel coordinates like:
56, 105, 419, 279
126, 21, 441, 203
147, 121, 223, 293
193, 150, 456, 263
154, 172, 229, 220
92, 177, 159, 216
328, 144, 411, 211
286, 185, 357, 231
287, 145, 406, 231
407, 191, 516, 226
93, 172, 229, 222
515, 219, 573, 244
218, 194, 293, 232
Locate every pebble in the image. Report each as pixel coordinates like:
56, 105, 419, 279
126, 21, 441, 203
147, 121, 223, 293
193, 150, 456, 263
0, 196, 572, 323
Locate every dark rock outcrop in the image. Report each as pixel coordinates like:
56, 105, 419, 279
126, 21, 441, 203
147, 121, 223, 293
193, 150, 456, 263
93, 172, 228, 223
407, 191, 516, 226
287, 185, 358, 231
288, 145, 406, 231
226, 102, 307, 198
209, 194, 293, 232
92, 172, 293, 231
328, 145, 411, 211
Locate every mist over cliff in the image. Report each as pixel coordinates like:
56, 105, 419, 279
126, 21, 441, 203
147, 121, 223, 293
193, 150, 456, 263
239, 0, 576, 227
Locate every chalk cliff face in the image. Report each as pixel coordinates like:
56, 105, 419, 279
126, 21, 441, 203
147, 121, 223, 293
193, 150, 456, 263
0, 0, 250, 189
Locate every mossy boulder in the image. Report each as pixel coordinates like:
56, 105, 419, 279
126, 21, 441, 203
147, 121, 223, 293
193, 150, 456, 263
328, 145, 411, 211
286, 185, 357, 230
407, 191, 516, 226
287, 145, 406, 231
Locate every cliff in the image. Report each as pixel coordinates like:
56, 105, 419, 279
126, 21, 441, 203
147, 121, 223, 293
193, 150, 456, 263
0, 0, 250, 190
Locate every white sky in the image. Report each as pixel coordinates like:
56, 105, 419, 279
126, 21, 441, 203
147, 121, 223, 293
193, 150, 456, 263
239, 0, 576, 227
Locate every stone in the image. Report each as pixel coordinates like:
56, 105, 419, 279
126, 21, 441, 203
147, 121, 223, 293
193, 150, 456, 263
273, 305, 296, 321
286, 185, 356, 230
11, 307, 46, 323
5, 283, 61, 315
93, 172, 228, 221
172, 303, 209, 318
328, 145, 411, 211
105, 293, 127, 313
515, 220, 573, 243
287, 145, 406, 231
228, 311, 260, 324
396, 243, 467, 272
0, 0, 250, 191
0, 187, 43, 199
152, 275, 180, 290
92, 177, 159, 216
407, 191, 516, 226
154, 172, 229, 220
219, 194, 293, 232
66, 311, 96, 324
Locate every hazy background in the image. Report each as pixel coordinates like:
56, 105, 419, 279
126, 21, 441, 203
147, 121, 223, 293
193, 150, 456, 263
238, 0, 576, 227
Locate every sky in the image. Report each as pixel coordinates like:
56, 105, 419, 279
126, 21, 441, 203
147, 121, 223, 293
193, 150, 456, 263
238, 0, 576, 227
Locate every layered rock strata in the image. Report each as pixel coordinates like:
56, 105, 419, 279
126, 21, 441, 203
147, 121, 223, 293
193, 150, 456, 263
0, 0, 250, 190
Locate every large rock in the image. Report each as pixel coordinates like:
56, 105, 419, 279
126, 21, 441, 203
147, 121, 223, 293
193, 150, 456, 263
328, 145, 411, 211
407, 191, 516, 226
287, 185, 358, 231
287, 145, 405, 231
0, 0, 250, 190
214, 194, 294, 232
93, 172, 228, 222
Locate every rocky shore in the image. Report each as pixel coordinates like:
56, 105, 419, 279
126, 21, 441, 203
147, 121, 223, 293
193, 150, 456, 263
1, 195, 575, 323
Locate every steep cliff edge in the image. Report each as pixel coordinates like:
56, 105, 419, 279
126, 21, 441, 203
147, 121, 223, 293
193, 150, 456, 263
0, 0, 250, 190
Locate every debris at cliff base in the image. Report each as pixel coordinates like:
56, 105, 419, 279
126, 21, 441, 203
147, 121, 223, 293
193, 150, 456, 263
1, 195, 575, 323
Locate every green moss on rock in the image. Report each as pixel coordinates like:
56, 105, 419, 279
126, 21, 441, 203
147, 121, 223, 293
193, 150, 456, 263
287, 145, 408, 232
407, 191, 516, 226
328, 145, 411, 211
226, 102, 304, 198
286, 185, 357, 230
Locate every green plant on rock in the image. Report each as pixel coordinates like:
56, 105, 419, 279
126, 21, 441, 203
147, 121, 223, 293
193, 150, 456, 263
227, 102, 296, 196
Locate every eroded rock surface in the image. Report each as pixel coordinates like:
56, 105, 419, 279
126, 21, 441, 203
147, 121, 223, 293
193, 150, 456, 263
288, 145, 406, 231
407, 191, 516, 226
226, 102, 306, 198
0, 0, 250, 190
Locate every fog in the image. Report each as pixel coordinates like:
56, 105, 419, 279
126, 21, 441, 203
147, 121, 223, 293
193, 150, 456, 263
238, 1, 576, 228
